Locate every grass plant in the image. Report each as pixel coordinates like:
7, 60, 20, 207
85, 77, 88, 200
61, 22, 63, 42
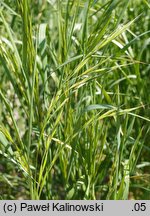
0, 0, 150, 199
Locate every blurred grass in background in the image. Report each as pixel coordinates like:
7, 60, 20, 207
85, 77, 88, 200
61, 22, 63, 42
0, 0, 150, 199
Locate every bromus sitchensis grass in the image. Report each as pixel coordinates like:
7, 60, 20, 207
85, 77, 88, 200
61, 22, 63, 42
0, 0, 150, 200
